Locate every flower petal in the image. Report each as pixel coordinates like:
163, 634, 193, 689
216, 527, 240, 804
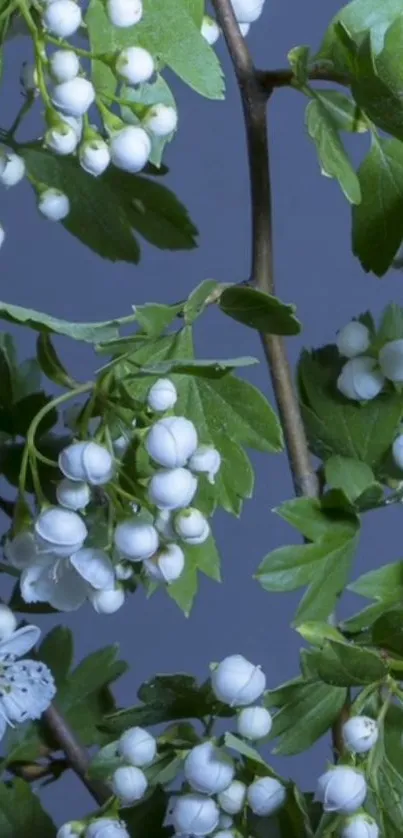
0, 625, 41, 659
20, 557, 57, 604
4, 532, 38, 569
46, 561, 88, 611
70, 548, 115, 590
0, 711, 7, 740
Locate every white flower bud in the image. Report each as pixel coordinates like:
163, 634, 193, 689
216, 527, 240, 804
174, 508, 210, 545
0, 224, 4, 249
172, 794, 220, 836
34, 507, 87, 557
21, 62, 39, 92
86, 819, 130, 838
60, 113, 83, 140
106, 0, 142, 28
56, 479, 91, 511
337, 357, 384, 401
214, 832, 236, 838
115, 561, 133, 581
43, 0, 82, 37
146, 417, 198, 468
239, 22, 250, 35
149, 468, 198, 510
211, 654, 266, 707
341, 814, 379, 838
114, 519, 159, 561
143, 543, 185, 583
218, 780, 247, 814
50, 49, 80, 82
57, 823, 84, 838
188, 445, 221, 484
110, 126, 151, 173
145, 104, 178, 137
0, 604, 17, 641
118, 726, 157, 767
52, 78, 95, 117
201, 15, 220, 45
379, 339, 403, 382
154, 508, 175, 539
147, 378, 177, 412
0, 152, 25, 187
59, 441, 114, 485
342, 716, 378, 754
79, 139, 111, 177
237, 706, 272, 740
111, 765, 148, 804
70, 547, 115, 590
393, 434, 403, 470
184, 741, 234, 795
247, 777, 286, 816
316, 766, 367, 814
4, 531, 38, 569
218, 815, 233, 829
38, 188, 70, 221
46, 123, 79, 155
230, 0, 264, 23
336, 322, 370, 358
90, 586, 125, 614
116, 46, 154, 84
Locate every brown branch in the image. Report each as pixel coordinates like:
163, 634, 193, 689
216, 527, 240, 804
43, 704, 111, 805
211, 0, 345, 757
257, 65, 350, 94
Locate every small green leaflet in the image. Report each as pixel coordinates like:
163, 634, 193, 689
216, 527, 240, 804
0, 780, 56, 838
309, 639, 387, 686
0, 300, 128, 343
317, 0, 402, 69
256, 497, 359, 625
324, 456, 377, 503
22, 146, 197, 262
219, 286, 301, 336
351, 22, 403, 143
348, 561, 403, 603
123, 787, 172, 838
377, 303, 403, 344
288, 45, 310, 85
183, 280, 221, 324
265, 679, 347, 756
310, 90, 367, 134
86, 0, 225, 100
305, 96, 361, 204
167, 535, 222, 616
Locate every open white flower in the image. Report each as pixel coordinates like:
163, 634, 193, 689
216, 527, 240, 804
20, 547, 115, 611
0, 624, 55, 739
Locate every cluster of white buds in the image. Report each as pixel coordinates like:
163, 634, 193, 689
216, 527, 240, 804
172, 654, 282, 835
109, 725, 157, 804
336, 319, 403, 403
315, 715, 379, 835
57, 818, 131, 837
201, 0, 266, 46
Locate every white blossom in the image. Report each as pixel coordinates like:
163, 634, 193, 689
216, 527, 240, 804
393, 434, 403, 469
0, 152, 25, 187
341, 814, 379, 838
110, 126, 151, 173
336, 321, 370, 358
172, 794, 220, 836
52, 77, 95, 117
59, 441, 114, 485
237, 706, 272, 740
50, 49, 80, 82
21, 547, 115, 611
118, 726, 157, 767
0, 224, 4, 249
106, 0, 143, 28
211, 654, 266, 706
79, 139, 111, 177
148, 468, 198, 510
188, 445, 221, 484
111, 765, 148, 804
342, 716, 378, 754
0, 605, 17, 641
34, 507, 87, 557
114, 519, 159, 561
218, 814, 234, 829
218, 780, 247, 814
42, 0, 82, 38
379, 338, 403, 382
174, 507, 210, 545
143, 543, 185, 583
89, 585, 125, 614
230, 0, 265, 23
239, 22, 250, 35
57, 823, 84, 838
56, 479, 91, 511
337, 357, 384, 401
147, 378, 177, 412
38, 188, 70, 221
201, 15, 220, 45
46, 123, 79, 155
0, 625, 55, 740
144, 104, 178, 137
213, 832, 236, 838
184, 741, 234, 795
116, 46, 154, 84
146, 417, 198, 468
316, 766, 367, 814
154, 509, 175, 539
247, 776, 286, 816
86, 819, 130, 838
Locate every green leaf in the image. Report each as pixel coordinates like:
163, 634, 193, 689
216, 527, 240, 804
348, 561, 403, 602
374, 757, 403, 833
223, 732, 269, 767
36, 333, 77, 388
317, 0, 402, 69
38, 626, 74, 686
352, 138, 403, 276
296, 621, 345, 646
267, 680, 347, 755
0, 780, 56, 837
105, 673, 233, 732
86, 0, 225, 100
340, 601, 393, 633
22, 146, 197, 262
219, 287, 301, 336
88, 741, 123, 781
138, 355, 258, 378
288, 45, 310, 85
0, 334, 16, 406
0, 300, 128, 343
123, 786, 172, 838
352, 22, 403, 142
183, 280, 220, 325
305, 97, 361, 204
14, 358, 42, 401
10, 392, 58, 437
135, 303, 180, 338
167, 535, 221, 615
372, 606, 403, 655
310, 640, 387, 686
325, 456, 376, 502
312, 90, 367, 133
377, 302, 403, 343
298, 347, 403, 466
120, 75, 177, 168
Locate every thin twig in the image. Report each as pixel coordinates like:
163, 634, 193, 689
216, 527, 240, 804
43, 705, 111, 805
211, 0, 345, 758
257, 65, 350, 94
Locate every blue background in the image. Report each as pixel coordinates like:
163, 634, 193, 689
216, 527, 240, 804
0, 0, 400, 827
